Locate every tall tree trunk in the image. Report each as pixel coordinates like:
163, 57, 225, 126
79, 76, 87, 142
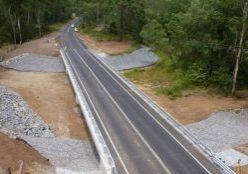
36, 10, 42, 36
119, 4, 125, 41
96, 3, 100, 24
232, 1, 248, 95
27, 11, 30, 24
17, 16, 22, 44
8, 8, 17, 47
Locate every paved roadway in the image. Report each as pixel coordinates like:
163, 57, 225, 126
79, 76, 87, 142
59, 20, 223, 174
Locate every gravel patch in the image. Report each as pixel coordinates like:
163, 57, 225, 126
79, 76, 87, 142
0, 86, 53, 138
24, 137, 100, 173
98, 47, 159, 71
216, 149, 248, 166
0, 86, 100, 172
186, 109, 248, 152
0, 53, 65, 73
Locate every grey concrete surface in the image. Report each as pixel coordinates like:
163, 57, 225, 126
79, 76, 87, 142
58, 20, 223, 174
23, 137, 100, 173
0, 53, 65, 73
186, 109, 248, 153
99, 47, 159, 71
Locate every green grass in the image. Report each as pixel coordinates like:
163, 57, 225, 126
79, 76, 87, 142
124, 42, 141, 54
124, 50, 191, 98
48, 20, 70, 32
79, 26, 141, 55
79, 26, 119, 41
79, 26, 135, 42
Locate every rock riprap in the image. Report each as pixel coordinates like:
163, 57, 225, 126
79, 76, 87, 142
0, 86, 54, 138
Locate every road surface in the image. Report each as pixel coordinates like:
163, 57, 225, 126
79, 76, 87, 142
59, 20, 224, 174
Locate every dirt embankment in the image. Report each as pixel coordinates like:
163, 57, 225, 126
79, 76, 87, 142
0, 33, 90, 173
138, 85, 248, 125
77, 33, 248, 125
0, 70, 90, 139
5, 33, 60, 59
78, 33, 132, 55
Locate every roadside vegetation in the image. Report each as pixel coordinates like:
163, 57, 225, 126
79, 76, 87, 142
1, 0, 248, 96
75, 0, 248, 96
0, 0, 77, 60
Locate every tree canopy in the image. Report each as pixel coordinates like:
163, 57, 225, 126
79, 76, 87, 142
0, 0, 247, 94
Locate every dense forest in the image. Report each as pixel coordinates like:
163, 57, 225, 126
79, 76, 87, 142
0, 0, 248, 95
0, 0, 73, 46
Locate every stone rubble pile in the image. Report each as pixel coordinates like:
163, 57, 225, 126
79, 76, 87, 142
0, 86, 54, 138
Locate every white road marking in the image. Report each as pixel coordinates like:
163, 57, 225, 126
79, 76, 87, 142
80, 46, 211, 174
64, 48, 130, 174
73, 49, 172, 174
74, 39, 211, 173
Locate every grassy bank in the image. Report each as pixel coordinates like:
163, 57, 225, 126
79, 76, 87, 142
79, 26, 119, 41
48, 20, 70, 32
124, 50, 194, 98
79, 26, 140, 55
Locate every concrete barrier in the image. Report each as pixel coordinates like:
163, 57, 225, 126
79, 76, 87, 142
88, 48, 235, 174
59, 47, 117, 174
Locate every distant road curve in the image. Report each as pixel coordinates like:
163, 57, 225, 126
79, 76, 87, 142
59, 19, 228, 174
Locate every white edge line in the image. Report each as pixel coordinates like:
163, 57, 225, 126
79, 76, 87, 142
59, 47, 116, 174
73, 49, 172, 174
65, 47, 130, 174
82, 41, 235, 174
73, 29, 234, 174
81, 48, 211, 174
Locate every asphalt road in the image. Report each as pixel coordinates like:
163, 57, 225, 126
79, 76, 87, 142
59, 20, 223, 174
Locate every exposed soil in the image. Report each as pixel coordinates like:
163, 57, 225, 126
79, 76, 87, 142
136, 84, 248, 125
0, 70, 90, 139
4, 33, 60, 60
0, 32, 90, 173
235, 144, 248, 174
0, 133, 53, 174
237, 144, 248, 156
78, 33, 132, 55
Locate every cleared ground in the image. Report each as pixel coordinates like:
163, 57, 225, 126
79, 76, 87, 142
0, 70, 90, 139
136, 85, 248, 125
0, 32, 90, 173
78, 32, 248, 172
5, 33, 60, 59
78, 33, 132, 55
0, 133, 53, 174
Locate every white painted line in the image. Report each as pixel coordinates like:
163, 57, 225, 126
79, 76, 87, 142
83, 48, 212, 173
65, 47, 130, 174
87, 48, 235, 174
74, 49, 172, 174
72, 23, 234, 174
60, 48, 116, 174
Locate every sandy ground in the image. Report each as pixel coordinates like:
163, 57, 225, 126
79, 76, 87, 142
77, 33, 248, 125
0, 133, 53, 174
0, 32, 91, 173
0, 70, 90, 139
78, 33, 132, 55
136, 84, 248, 125
4, 33, 59, 59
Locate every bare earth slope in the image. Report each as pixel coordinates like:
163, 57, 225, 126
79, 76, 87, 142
0, 32, 91, 173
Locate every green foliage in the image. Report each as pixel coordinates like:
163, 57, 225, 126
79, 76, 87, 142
140, 20, 168, 49
80, 26, 119, 41
0, 0, 72, 46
